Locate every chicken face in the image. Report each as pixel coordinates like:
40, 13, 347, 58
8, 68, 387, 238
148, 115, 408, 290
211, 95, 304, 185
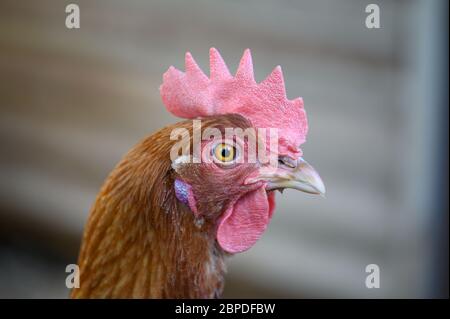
161, 48, 325, 254
171, 114, 324, 254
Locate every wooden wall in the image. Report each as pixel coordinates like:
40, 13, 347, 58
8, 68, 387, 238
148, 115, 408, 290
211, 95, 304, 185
0, 0, 435, 297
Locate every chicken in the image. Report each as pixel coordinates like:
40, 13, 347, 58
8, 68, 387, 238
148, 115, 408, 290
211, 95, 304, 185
71, 48, 325, 299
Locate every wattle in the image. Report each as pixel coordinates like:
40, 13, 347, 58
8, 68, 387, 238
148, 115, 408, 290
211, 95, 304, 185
216, 186, 275, 254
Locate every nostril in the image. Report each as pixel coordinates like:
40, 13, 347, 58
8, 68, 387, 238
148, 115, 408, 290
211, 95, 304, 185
278, 156, 296, 168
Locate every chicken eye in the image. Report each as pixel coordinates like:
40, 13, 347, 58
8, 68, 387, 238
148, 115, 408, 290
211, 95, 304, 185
213, 143, 236, 163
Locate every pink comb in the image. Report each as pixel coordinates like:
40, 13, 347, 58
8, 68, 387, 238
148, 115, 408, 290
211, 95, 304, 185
160, 48, 308, 158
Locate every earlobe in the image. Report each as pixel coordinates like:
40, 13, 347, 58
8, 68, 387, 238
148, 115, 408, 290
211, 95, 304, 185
171, 155, 191, 172
174, 179, 199, 217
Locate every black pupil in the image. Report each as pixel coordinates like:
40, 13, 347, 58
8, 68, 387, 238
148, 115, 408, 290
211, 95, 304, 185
221, 147, 230, 158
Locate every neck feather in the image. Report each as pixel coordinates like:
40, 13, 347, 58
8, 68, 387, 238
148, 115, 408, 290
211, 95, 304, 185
72, 126, 227, 298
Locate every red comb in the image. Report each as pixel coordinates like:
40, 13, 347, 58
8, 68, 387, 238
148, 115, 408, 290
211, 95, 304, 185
160, 48, 308, 157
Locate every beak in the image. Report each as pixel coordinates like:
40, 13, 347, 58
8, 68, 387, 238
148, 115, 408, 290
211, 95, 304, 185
258, 157, 326, 196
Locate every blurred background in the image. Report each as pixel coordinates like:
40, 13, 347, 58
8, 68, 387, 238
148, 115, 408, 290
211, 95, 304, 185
0, 0, 448, 298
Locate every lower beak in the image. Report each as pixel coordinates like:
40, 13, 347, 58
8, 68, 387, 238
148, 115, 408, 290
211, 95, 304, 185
260, 157, 326, 196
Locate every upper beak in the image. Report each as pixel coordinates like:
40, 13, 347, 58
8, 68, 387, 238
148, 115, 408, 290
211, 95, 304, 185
258, 157, 326, 196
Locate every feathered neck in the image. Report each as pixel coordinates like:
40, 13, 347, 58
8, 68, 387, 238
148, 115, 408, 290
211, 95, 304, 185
71, 121, 227, 298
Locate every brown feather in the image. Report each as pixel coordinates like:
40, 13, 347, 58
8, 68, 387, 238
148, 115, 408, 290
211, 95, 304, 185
71, 114, 252, 298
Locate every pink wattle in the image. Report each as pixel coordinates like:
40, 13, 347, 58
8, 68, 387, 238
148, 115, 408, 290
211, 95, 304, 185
217, 187, 275, 254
